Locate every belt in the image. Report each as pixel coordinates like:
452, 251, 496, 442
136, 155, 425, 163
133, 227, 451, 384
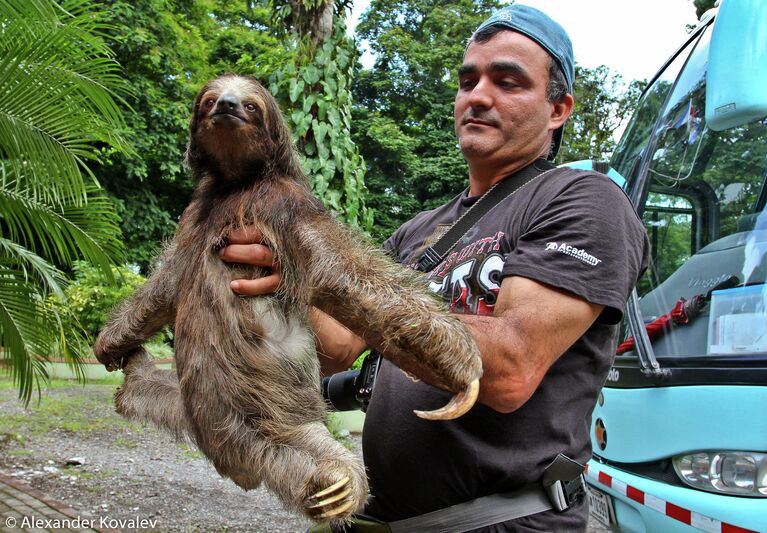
388, 454, 587, 533
311, 454, 586, 533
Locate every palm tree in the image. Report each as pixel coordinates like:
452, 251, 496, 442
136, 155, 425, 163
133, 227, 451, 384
0, 0, 129, 403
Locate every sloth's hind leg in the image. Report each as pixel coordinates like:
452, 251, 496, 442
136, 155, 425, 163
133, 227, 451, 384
114, 348, 193, 441
260, 421, 368, 522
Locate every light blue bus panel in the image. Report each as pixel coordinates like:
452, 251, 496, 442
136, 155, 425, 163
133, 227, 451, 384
558, 159, 626, 188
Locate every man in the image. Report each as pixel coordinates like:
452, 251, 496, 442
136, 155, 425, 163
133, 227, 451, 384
221, 4, 649, 531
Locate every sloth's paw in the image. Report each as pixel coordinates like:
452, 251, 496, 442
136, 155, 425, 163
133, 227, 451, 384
304, 462, 367, 521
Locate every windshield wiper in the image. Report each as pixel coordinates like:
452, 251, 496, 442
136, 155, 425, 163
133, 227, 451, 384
626, 289, 672, 381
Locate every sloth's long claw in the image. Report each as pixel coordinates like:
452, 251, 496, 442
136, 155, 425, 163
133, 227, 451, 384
310, 476, 349, 499
307, 476, 356, 520
308, 487, 352, 509
414, 378, 480, 420
317, 499, 355, 519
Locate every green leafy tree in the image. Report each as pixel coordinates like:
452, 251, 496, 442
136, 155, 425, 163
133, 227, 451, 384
0, 0, 128, 402
269, 0, 371, 228
92, 0, 291, 272
353, 0, 498, 241
48, 262, 147, 346
559, 65, 644, 163
90, 0, 206, 271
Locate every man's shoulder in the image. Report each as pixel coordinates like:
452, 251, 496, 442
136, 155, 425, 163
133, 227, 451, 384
534, 166, 639, 218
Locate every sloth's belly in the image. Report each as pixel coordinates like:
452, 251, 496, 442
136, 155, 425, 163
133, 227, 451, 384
239, 296, 316, 363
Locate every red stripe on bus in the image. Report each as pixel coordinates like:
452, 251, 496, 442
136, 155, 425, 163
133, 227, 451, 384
666, 502, 691, 524
626, 485, 644, 504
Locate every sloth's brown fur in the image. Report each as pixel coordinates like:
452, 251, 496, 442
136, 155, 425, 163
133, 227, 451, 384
93, 74, 483, 523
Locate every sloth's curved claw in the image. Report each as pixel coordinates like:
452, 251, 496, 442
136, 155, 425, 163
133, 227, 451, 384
308, 487, 352, 509
307, 476, 356, 520
414, 378, 480, 420
317, 499, 355, 520
310, 476, 349, 500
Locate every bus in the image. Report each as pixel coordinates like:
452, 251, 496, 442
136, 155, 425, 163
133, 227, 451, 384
579, 0, 767, 531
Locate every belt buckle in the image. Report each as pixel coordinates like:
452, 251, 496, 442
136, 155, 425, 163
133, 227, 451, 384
545, 474, 586, 512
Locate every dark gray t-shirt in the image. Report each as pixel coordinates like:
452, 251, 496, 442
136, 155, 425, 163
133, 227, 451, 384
362, 164, 650, 532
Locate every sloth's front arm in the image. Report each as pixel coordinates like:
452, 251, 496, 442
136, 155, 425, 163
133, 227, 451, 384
93, 247, 178, 371
295, 215, 483, 420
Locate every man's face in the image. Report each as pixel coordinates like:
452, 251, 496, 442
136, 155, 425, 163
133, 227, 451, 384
455, 30, 559, 171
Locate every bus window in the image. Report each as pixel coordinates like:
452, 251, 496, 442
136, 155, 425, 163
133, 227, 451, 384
643, 192, 694, 288
610, 27, 700, 184
630, 22, 767, 359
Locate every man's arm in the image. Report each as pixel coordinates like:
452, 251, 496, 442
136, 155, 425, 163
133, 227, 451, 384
460, 274, 603, 413
310, 308, 367, 375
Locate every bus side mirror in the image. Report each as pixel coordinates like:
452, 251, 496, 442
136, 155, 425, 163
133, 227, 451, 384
706, 0, 767, 131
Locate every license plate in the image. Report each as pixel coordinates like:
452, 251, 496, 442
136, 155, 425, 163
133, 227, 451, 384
587, 485, 615, 527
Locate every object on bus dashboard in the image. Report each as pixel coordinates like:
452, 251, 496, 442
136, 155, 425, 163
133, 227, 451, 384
708, 285, 767, 354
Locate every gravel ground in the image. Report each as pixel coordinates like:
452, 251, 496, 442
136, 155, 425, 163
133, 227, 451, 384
0, 382, 316, 532
0, 381, 608, 533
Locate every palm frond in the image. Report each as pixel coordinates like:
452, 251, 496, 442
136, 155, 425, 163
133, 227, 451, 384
0, 181, 122, 280
0, 0, 130, 398
0, 0, 131, 207
0, 237, 67, 297
0, 267, 58, 403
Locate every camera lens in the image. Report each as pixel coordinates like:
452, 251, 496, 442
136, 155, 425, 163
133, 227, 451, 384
322, 370, 362, 411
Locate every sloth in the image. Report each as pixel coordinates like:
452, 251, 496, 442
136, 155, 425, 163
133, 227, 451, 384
93, 74, 483, 523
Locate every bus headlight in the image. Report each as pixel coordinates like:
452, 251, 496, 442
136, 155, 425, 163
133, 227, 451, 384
673, 452, 767, 497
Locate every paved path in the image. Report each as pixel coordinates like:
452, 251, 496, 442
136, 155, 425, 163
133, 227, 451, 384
0, 473, 99, 533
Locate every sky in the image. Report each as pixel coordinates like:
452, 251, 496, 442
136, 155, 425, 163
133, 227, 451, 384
348, 0, 701, 83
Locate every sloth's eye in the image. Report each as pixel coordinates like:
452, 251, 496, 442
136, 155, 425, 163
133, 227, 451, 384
203, 98, 215, 108
244, 103, 257, 113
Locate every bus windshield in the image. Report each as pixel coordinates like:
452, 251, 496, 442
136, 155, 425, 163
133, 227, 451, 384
612, 23, 767, 361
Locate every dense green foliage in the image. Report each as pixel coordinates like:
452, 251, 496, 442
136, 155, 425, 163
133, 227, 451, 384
91, 0, 291, 272
559, 66, 644, 163
47, 262, 147, 346
353, 0, 502, 241
86, 0, 648, 250
0, 0, 129, 402
270, 0, 371, 228
46, 261, 174, 356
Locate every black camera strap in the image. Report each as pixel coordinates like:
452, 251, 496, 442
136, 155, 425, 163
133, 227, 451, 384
416, 158, 556, 273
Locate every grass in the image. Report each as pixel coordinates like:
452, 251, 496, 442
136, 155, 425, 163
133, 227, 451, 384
0, 375, 124, 390
327, 413, 354, 450
178, 442, 205, 460
0, 375, 135, 438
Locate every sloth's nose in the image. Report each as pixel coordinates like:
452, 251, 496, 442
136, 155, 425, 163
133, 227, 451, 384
217, 94, 240, 110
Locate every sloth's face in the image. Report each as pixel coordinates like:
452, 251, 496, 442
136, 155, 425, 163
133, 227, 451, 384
193, 76, 271, 166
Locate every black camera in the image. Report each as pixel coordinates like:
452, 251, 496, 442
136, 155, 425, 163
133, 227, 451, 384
321, 352, 381, 412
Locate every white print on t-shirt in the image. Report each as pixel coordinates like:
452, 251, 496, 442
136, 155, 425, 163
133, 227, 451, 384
545, 242, 602, 266
427, 252, 504, 316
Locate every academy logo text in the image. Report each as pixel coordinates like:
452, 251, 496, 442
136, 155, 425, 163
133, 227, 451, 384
545, 242, 602, 266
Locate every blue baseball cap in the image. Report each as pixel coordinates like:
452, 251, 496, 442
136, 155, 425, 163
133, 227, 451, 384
473, 4, 575, 94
